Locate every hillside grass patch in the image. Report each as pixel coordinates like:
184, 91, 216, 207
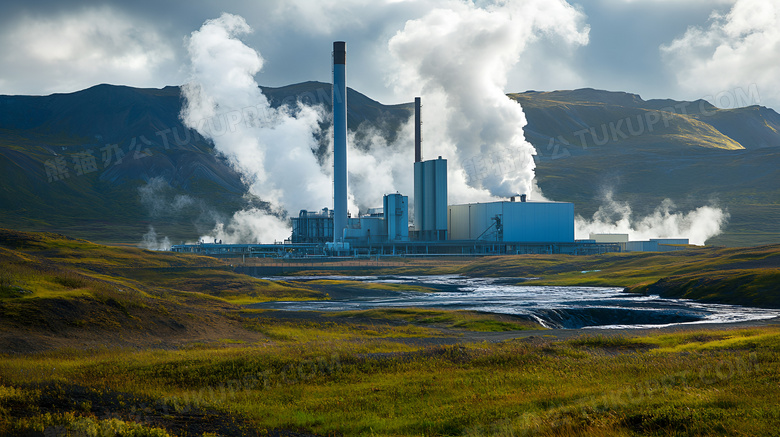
330, 308, 542, 332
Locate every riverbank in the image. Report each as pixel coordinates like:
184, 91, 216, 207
247, 306, 780, 346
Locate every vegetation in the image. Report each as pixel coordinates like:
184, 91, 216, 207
0, 228, 324, 303
1, 326, 779, 436
1, 229, 779, 435
240, 311, 447, 342
330, 308, 540, 332
627, 269, 780, 308
0, 229, 330, 354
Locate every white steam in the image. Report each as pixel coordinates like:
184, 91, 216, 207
345, 122, 417, 213
180, 14, 331, 243
387, 0, 589, 202
575, 193, 729, 245
139, 226, 171, 251
138, 176, 196, 218
198, 208, 293, 245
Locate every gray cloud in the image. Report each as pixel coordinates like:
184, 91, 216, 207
660, 0, 780, 110
0, 0, 775, 112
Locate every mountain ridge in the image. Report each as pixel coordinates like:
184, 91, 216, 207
1, 83, 778, 246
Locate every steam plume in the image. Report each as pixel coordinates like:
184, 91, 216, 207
139, 226, 171, 251
575, 193, 729, 245
387, 0, 589, 202
180, 13, 330, 243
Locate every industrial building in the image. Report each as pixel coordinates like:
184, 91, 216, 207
449, 199, 574, 243
291, 208, 333, 243
171, 41, 690, 258
589, 234, 690, 252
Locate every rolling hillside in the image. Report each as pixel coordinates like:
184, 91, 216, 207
515, 89, 780, 246
0, 83, 778, 246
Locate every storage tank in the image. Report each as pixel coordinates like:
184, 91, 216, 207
414, 157, 447, 240
384, 193, 409, 242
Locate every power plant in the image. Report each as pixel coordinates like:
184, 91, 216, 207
172, 41, 689, 258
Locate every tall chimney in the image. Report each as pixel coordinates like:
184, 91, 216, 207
414, 97, 422, 163
333, 41, 347, 243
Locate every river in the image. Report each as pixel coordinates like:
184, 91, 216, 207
251, 275, 780, 329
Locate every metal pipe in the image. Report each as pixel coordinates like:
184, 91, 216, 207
333, 41, 347, 243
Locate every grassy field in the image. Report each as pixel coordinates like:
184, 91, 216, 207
329, 308, 540, 332
0, 228, 322, 303
0, 228, 328, 353
2, 229, 780, 435
1, 325, 779, 436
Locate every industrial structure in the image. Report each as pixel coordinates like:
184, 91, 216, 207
332, 41, 348, 247
171, 41, 691, 258
448, 199, 574, 243
589, 234, 690, 253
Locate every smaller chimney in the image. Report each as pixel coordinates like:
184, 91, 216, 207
510, 196, 515, 202
414, 97, 422, 163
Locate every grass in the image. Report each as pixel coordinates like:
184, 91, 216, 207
330, 308, 542, 332
241, 314, 446, 342
567, 334, 655, 350
1, 229, 780, 435
0, 229, 326, 325
626, 268, 780, 308
129, 269, 327, 304
1, 326, 779, 436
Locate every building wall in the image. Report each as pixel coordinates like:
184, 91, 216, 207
590, 233, 630, 243
625, 240, 658, 252
448, 201, 575, 243
651, 238, 689, 245
625, 239, 690, 252
344, 217, 387, 245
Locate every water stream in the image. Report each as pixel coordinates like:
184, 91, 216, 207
250, 275, 780, 329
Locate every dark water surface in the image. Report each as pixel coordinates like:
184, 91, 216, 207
251, 275, 780, 329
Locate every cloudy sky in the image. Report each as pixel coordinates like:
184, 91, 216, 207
0, 0, 777, 111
